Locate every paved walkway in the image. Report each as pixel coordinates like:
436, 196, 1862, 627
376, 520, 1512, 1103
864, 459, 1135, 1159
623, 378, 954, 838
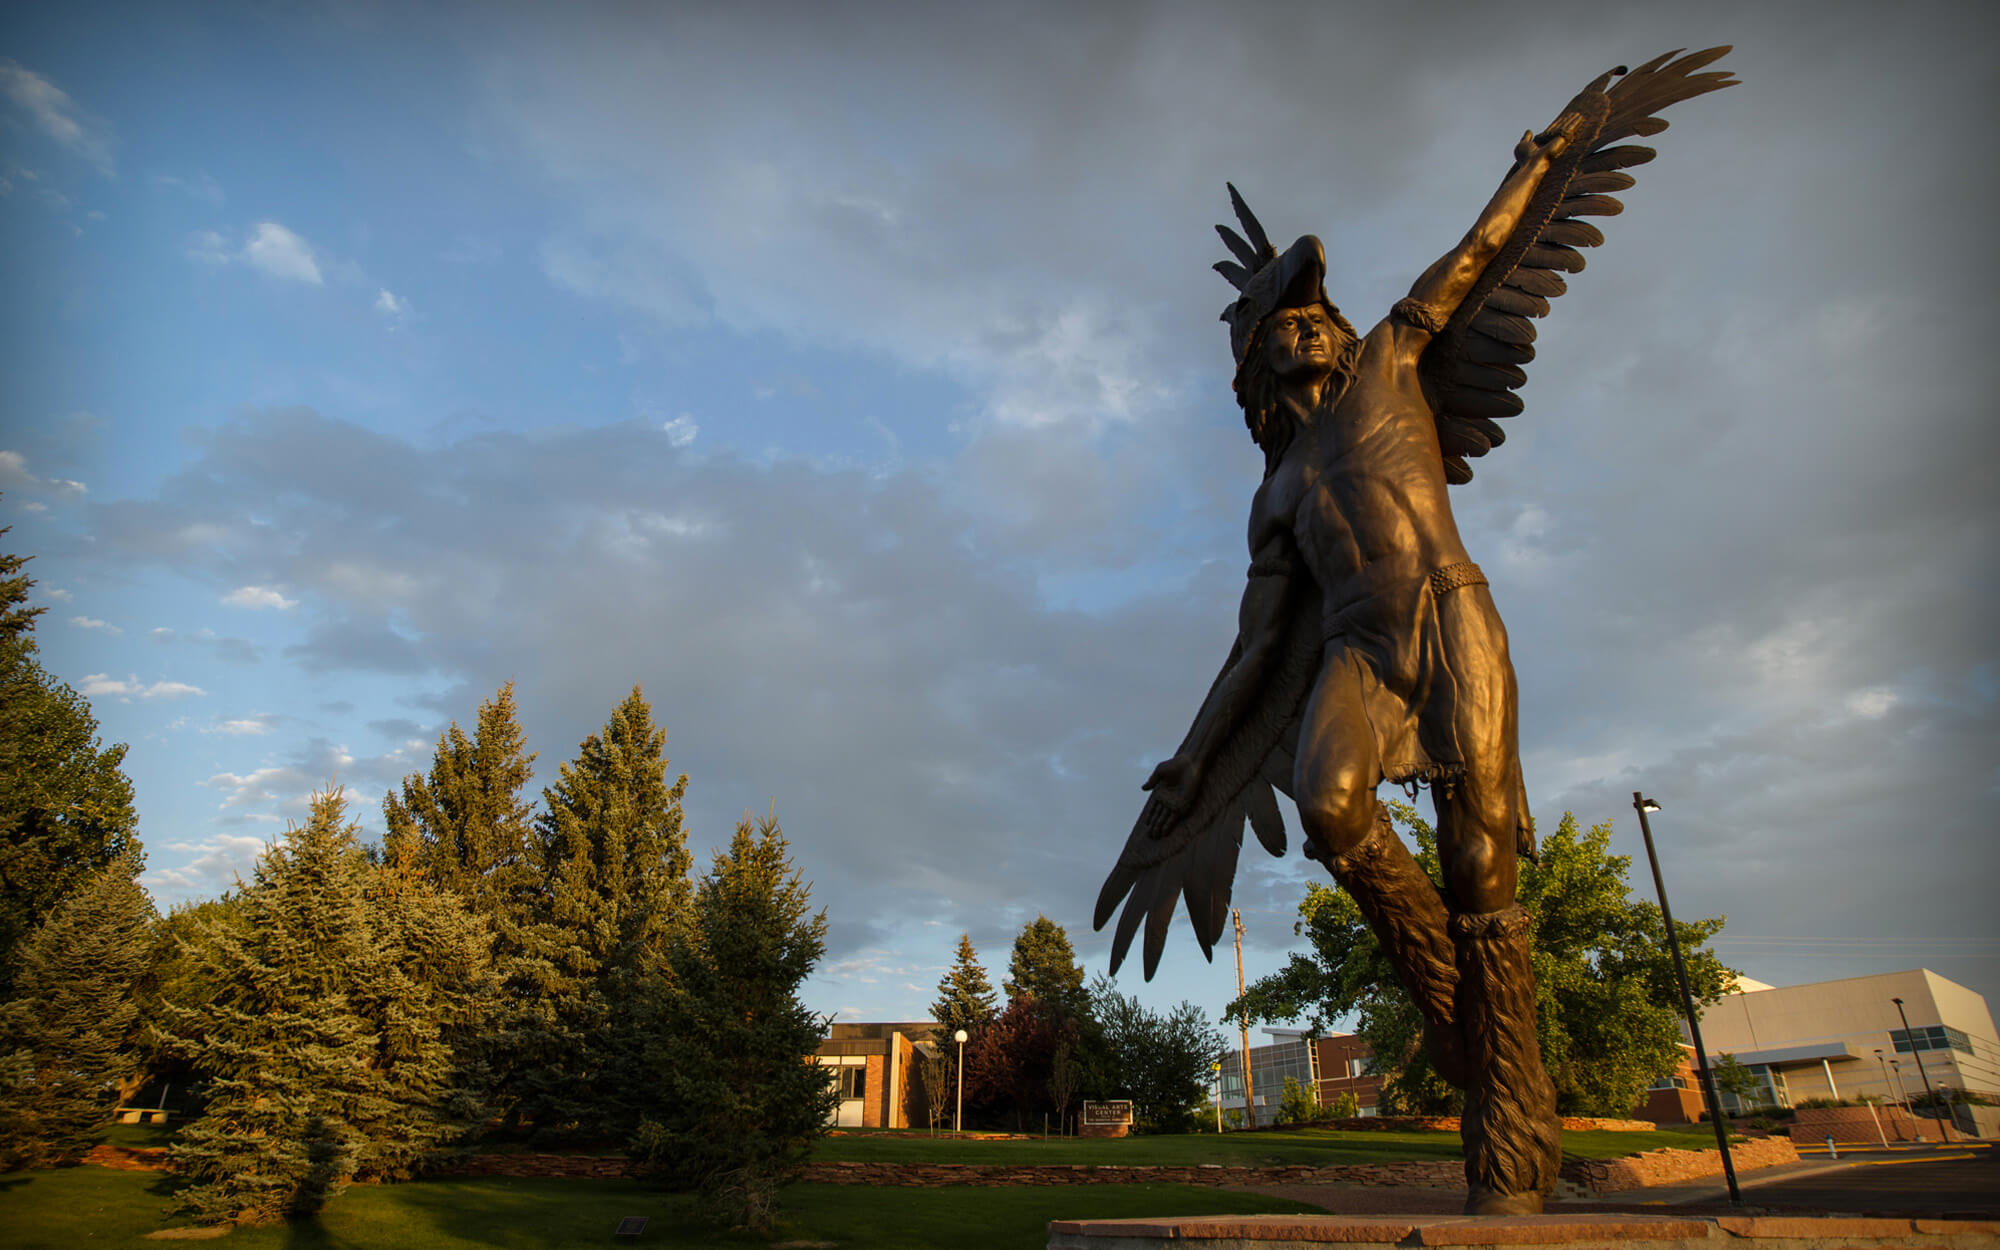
1224, 1142, 1997, 1222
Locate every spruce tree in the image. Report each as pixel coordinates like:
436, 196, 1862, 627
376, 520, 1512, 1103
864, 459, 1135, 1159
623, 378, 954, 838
631, 814, 834, 1231
382, 681, 538, 913
0, 855, 154, 1169
381, 682, 542, 1124
521, 686, 691, 1139
930, 933, 999, 1039
1004, 915, 1088, 1020
0, 532, 140, 994
159, 789, 493, 1224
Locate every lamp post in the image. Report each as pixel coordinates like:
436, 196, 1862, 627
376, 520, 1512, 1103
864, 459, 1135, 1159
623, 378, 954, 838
1633, 792, 1740, 1205
954, 1029, 968, 1137
1211, 1061, 1223, 1133
1889, 1058, 1909, 1109
1891, 997, 1952, 1142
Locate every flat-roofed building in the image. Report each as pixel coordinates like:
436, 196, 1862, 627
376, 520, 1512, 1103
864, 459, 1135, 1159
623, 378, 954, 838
1694, 968, 1997, 1134
814, 1020, 938, 1128
1218, 1027, 1385, 1127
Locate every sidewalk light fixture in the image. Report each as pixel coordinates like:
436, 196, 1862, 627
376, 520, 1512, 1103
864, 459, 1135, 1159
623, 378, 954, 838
1633, 792, 1740, 1205
1891, 997, 1952, 1142
954, 1029, 968, 1136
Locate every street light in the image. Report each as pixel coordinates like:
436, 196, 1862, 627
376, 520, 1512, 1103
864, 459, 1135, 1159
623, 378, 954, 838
1211, 1061, 1223, 1133
1632, 793, 1740, 1205
1889, 1058, 1910, 1109
1891, 997, 1952, 1142
954, 1029, 968, 1137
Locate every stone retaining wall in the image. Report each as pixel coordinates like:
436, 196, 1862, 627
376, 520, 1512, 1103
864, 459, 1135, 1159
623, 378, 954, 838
1278, 1115, 1654, 1133
798, 1161, 1466, 1189
1557, 1133, 1798, 1193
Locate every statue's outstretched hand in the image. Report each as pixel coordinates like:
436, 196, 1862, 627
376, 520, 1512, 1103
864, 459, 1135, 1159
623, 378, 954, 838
1141, 755, 1201, 836
1513, 112, 1583, 167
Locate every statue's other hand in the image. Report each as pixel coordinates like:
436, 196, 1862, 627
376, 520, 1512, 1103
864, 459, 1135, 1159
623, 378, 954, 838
1141, 756, 1200, 833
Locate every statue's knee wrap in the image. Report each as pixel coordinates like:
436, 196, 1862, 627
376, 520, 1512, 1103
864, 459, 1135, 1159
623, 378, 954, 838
1314, 805, 1466, 1087
1451, 905, 1562, 1213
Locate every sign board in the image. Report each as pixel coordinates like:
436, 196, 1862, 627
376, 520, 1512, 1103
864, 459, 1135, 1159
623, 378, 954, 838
1080, 1100, 1135, 1137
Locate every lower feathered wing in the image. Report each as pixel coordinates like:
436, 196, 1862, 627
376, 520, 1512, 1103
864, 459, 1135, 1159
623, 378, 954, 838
1424, 47, 1738, 484
1093, 590, 1323, 980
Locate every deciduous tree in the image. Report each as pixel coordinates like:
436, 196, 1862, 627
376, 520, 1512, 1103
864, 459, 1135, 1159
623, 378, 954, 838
1231, 803, 1734, 1118
1090, 981, 1223, 1133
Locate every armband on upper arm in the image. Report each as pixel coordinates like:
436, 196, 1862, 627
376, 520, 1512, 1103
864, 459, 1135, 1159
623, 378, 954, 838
1392, 296, 1449, 335
1247, 546, 1297, 579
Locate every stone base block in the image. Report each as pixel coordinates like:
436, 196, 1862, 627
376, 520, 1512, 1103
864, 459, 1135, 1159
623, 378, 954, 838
1046, 1213, 2000, 1249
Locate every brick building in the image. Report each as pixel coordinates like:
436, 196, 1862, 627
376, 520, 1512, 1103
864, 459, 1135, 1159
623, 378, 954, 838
1218, 1027, 1386, 1127
813, 1021, 938, 1128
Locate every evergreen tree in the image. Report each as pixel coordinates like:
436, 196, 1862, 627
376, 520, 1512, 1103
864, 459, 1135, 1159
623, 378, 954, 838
0, 532, 140, 994
363, 838, 502, 1179
930, 933, 998, 1039
381, 682, 544, 1124
631, 814, 834, 1231
382, 681, 538, 913
1004, 914, 1088, 1020
159, 789, 493, 1224
521, 686, 691, 1139
0, 855, 154, 1169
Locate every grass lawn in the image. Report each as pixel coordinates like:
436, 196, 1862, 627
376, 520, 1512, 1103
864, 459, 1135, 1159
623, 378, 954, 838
816, 1122, 1728, 1167
0, 1167, 1325, 1250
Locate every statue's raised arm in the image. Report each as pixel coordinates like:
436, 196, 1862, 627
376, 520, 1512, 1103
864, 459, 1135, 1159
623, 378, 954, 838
1422, 47, 1738, 483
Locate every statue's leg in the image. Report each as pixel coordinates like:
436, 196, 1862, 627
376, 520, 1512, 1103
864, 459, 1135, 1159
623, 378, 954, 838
1295, 650, 1465, 1086
1309, 806, 1467, 1086
1434, 586, 1560, 1215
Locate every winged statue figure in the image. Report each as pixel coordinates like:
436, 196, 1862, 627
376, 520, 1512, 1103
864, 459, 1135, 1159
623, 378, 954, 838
1093, 48, 1736, 1213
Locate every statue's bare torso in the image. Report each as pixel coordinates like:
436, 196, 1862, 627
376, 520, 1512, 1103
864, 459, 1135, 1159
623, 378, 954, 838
1251, 321, 1475, 621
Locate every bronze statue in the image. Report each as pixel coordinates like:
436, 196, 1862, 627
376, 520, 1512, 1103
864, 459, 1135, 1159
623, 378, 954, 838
1094, 49, 1736, 1214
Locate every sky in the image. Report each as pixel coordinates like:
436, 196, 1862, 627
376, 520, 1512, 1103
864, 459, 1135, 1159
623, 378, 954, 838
4, 1, 1996, 1038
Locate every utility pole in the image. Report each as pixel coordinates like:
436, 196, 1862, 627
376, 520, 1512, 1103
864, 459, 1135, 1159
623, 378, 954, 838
1233, 909, 1255, 1129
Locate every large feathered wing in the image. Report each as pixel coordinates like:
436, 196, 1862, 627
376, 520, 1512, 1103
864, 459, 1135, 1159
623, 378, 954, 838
1092, 588, 1323, 980
1424, 48, 1738, 484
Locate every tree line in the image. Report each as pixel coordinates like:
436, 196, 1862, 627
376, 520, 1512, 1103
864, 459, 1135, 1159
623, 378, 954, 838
928, 917, 1224, 1135
0, 533, 831, 1230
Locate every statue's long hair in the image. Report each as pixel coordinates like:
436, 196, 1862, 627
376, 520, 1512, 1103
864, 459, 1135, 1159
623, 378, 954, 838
1233, 301, 1359, 478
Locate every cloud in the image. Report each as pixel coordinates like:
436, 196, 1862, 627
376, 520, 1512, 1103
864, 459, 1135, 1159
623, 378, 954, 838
375, 288, 409, 321
0, 59, 115, 175
0, 450, 87, 501
661, 415, 698, 447
242, 221, 324, 284
216, 714, 278, 736
80, 673, 207, 699
223, 585, 299, 610
186, 229, 231, 265
69, 615, 122, 634
43, 587, 72, 602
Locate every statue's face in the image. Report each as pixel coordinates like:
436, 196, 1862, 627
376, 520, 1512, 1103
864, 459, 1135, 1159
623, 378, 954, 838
1264, 302, 1339, 381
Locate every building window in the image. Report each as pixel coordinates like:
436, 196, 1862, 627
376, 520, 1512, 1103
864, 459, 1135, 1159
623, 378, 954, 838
1891, 1026, 1971, 1057
838, 1066, 867, 1099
